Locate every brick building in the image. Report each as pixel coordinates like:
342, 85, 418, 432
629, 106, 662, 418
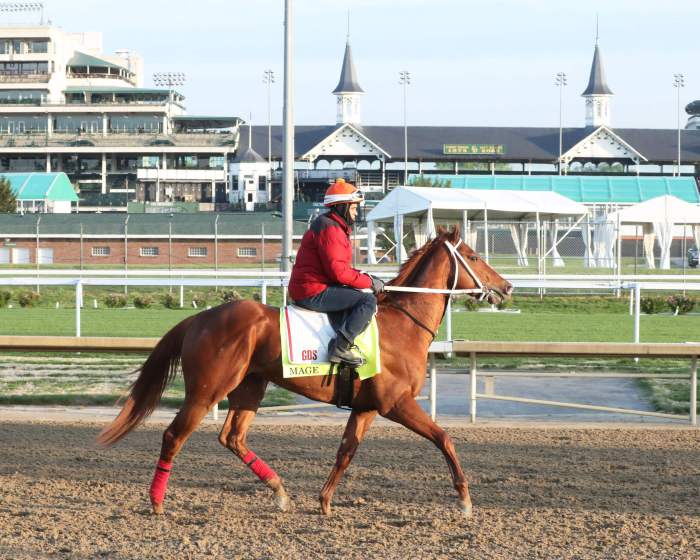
0, 213, 307, 267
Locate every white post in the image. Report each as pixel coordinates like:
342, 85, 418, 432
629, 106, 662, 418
75, 280, 82, 337
616, 212, 622, 295
483, 209, 489, 263
462, 210, 468, 243
691, 356, 697, 426
261, 281, 267, 304
179, 285, 184, 308
469, 352, 477, 424
445, 298, 452, 341
429, 354, 437, 421
634, 283, 640, 345
629, 288, 634, 316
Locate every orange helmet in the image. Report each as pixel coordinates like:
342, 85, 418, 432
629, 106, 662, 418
323, 178, 364, 207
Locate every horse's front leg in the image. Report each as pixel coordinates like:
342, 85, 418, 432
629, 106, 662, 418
319, 409, 377, 515
382, 392, 472, 517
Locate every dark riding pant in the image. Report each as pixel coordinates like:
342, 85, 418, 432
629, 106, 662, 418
294, 286, 377, 343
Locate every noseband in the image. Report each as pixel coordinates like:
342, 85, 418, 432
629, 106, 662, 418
443, 239, 495, 302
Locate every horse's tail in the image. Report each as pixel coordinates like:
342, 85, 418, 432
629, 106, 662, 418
97, 315, 195, 447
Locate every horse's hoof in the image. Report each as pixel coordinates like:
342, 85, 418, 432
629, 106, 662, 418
274, 492, 291, 512
319, 497, 331, 516
152, 502, 164, 515
460, 501, 473, 518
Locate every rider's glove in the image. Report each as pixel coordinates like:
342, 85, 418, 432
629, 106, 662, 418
369, 275, 385, 295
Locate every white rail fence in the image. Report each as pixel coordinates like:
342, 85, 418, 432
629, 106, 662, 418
1, 273, 699, 344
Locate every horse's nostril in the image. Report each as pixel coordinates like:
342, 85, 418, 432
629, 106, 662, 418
505, 284, 513, 296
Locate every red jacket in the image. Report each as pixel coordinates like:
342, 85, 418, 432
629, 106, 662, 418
288, 212, 372, 301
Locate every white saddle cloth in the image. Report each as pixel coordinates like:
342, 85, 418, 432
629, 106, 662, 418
283, 305, 337, 364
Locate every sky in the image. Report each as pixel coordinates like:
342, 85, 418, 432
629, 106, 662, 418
10, 0, 700, 129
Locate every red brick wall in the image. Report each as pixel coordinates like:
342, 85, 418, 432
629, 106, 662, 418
3, 237, 297, 266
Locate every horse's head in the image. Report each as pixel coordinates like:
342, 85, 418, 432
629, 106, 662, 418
441, 225, 513, 305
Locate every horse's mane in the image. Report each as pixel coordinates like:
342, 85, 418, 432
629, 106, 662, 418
378, 226, 457, 303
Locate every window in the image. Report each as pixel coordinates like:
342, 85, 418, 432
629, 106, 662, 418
258, 176, 267, 191
91, 246, 110, 257
237, 247, 257, 258
140, 247, 159, 257
230, 175, 238, 190
247, 193, 253, 202
188, 247, 208, 258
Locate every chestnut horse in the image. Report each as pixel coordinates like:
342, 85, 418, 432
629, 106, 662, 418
98, 226, 512, 516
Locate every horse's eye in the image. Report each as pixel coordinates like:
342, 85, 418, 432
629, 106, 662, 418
469, 255, 478, 262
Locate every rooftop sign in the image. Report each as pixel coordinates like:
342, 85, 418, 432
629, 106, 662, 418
443, 144, 506, 155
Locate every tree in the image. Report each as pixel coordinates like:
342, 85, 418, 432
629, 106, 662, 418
0, 178, 16, 213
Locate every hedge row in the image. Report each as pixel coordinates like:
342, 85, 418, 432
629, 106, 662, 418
0, 288, 249, 309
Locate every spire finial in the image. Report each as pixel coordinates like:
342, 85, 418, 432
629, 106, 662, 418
248, 112, 252, 149
346, 10, 350, 42
595, 14, 599, 45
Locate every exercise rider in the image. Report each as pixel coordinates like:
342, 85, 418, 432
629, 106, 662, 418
288, 179, 384, 366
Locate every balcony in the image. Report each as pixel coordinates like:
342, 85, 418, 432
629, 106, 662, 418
0, 72, 49, 83
0, 130, 238, 149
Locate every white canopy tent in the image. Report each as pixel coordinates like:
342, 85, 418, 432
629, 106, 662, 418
365, 186, 588, 265
607, 195, 700, 270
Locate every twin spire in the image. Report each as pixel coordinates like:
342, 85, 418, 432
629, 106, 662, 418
332, 32, 364, 125
329, 19, 613, 127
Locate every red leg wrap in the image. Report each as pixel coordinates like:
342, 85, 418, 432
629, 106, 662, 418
241, 450, 278, 482
149, 458, 173, 505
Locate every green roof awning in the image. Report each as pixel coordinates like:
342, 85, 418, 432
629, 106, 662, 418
410, 174, 700, 204
67, 51, 128, 71
3, 172, 78, 202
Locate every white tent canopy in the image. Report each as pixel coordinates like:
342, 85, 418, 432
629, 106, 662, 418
606, 195, 700, 270
365, 186, 588, 264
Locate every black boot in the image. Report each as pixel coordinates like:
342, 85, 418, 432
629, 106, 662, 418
327, 334, 364, 366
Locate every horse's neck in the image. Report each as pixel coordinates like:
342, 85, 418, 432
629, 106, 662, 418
391, 248, 452, 335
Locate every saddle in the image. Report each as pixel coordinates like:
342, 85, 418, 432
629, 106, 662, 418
279, 305, 382, 408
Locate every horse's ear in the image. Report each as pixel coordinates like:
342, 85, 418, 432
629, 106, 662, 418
436, 225, 448, 237
450, 223, 461, 242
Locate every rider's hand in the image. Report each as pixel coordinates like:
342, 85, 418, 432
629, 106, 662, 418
369, 275, 385, 295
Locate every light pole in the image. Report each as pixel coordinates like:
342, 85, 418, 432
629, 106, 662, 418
673, 73, 685, 177
263, 70, 275, 169
399, 71, 410, 183
555, 72, 567, 176
153, 72, 186, 134
281, 0, 294, 272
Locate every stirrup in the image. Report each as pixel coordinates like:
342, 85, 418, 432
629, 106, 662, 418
327, 339, 364, 367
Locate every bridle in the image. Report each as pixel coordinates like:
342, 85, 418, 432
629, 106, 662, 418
382, 238, 507, 338
384, 238, 503, 302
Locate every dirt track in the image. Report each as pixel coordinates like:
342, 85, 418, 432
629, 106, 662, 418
0, 420, 699, 559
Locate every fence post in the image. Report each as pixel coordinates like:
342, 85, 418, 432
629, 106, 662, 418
75, 280, 82, 337
261, 281, 267, 305
179, 285, 184, 308
634, 284, 641, 344
445, 298, 452, 358
629, 288, 634, 316
429, 354, 437, 421
691, 356, 697, 426
469, 352, 477, 424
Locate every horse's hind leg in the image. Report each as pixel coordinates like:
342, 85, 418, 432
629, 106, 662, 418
218, 375, 291, 512
319, 409, 377, 515
382, 393, 472, 517
150, 399, 210, 514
